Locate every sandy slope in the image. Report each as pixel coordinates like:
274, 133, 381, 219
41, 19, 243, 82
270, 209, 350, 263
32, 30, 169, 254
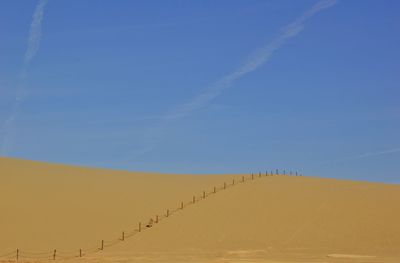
0, 157, 399, 263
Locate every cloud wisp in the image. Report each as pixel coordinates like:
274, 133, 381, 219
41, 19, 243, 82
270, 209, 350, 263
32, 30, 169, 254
1, 0, 49, 155
121, 0, 337, 162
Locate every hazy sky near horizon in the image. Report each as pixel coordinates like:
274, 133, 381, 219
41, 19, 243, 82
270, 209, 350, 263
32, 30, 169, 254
1, 0, 399, 183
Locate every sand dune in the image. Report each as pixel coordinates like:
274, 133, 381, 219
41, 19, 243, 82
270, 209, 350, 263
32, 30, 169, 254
1, 157, 399, 263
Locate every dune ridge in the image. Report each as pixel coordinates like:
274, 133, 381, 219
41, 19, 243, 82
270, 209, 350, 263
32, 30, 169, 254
1, 157, 400, 263
1, 166, 276, 261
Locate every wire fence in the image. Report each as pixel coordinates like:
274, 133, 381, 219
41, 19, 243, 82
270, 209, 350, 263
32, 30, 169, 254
0, 169, 302, 261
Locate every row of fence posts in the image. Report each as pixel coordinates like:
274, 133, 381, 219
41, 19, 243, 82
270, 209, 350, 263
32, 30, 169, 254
8, 169, 301, 261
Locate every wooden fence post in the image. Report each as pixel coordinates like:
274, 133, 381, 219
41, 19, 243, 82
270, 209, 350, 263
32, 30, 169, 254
16, 249, 19, 261
232, 179, 235, 185
101, 240, 104, 250
181, 201, 184, 209
166, 209, 169, 217
156, 215, 159, 223
79, 248, 82, 257
53, 249, 56, 260
242, 176, 244, 182
213, 186, 216, 193
122, 231, 125, 241
203, 191, 206, 198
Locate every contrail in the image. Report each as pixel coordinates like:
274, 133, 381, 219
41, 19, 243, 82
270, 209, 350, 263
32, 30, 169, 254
1, 0, 49, 155
316, 147, 400, 167
122, 0, 337, 162
164, 0, 337, 120
349, 148, 400, 160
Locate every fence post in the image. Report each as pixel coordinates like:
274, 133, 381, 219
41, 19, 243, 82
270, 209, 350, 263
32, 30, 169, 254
155, 215, 159, 223
16, 249, 19, 261
242, 176, 244, 182
53, 249, 56, 260
213, 186, 216, 193
203, 191, 206, 198
252, 173, 254, 180
80, 248, 82, 257
101, 240, 104, 250
166, 209, 169, 217
139, 222, 142, 232
181, 201, 184, 209
122, 231, 125, 241
232, 179, 235, 185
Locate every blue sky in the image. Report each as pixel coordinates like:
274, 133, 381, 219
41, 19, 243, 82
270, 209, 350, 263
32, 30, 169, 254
1, 0, 399, 183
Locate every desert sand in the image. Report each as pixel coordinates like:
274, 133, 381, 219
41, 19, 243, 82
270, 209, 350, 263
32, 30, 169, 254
0, 157, 399, 263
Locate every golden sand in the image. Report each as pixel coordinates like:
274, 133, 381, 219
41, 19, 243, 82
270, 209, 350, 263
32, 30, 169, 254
1, 157, 399, 262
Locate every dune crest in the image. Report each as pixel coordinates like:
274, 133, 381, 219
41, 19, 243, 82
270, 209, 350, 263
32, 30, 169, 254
1, 157, 399, 263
